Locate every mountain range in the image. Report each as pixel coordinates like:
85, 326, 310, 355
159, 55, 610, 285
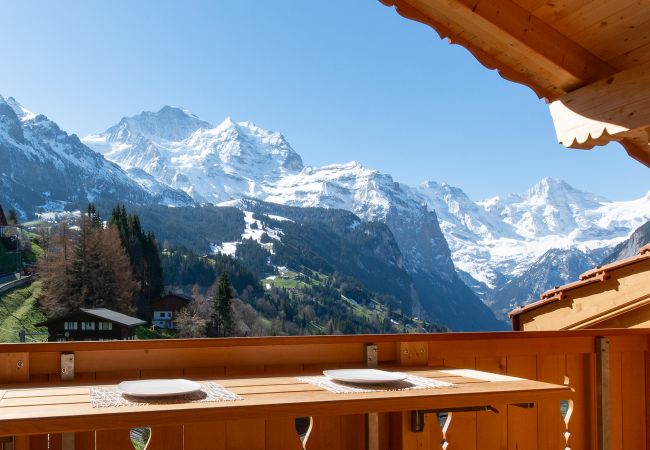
1, 94, 648, 328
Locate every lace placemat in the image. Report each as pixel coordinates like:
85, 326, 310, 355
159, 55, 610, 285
90, 382, 243, 408
296, 375, 453, 394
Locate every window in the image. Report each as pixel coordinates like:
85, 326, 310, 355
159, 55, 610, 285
64, 322, 78, 330
98, 322, 112, 331
81, 321, 95, 331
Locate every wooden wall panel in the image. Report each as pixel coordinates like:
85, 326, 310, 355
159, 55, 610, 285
303, 416, 341, 450
95, 429, 133, 450
475, 357, 507, 450
74, 431, 95, 450
225, 419, 265, 450
265, 418, 302, 450
536, 354, 567, 449
183, 421, 226, 450
147, 425, 183, 450
610, 351, 623, 450
621, 351, 646, 449
565, 353, 595, 450
506, 356, 537, 450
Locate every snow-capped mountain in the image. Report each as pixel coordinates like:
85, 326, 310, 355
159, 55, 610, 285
0, 95, 193, 217
84, 108, 303, 204
416, 178, 650, 289
80, 105, 649, 326
84, 108, 503, 330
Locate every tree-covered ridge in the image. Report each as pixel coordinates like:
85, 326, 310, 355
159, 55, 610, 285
96, 203, 245, 253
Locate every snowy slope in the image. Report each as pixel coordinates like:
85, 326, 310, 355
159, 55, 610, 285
0, 95, 193, 217
84, 109, 303, 204
84, 105, 648, 326
416, 178, 650, 288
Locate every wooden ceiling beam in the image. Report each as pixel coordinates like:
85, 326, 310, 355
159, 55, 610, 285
379, 0, 617, 100
549, 61, 650, 167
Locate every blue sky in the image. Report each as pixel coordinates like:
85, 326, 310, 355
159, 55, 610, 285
1, 0, 647, 201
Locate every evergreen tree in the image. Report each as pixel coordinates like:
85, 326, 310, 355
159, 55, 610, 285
110, 204, 163, 319
7, 209, 18, 226
39, 215, 137, 318
212, 273, 233, 337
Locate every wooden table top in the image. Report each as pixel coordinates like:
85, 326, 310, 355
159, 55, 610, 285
0, 367, 572, 436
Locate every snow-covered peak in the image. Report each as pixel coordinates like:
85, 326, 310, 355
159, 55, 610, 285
524, 177, 607, 207
102, 105, 211, 143
0, 95, 37, 122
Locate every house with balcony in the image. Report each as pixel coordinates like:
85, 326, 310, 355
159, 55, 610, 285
151, 293, 192, 329
35, 308, 146, 341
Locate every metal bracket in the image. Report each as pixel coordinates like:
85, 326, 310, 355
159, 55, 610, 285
61, 352, 75, 381
512, 402, 535, 409
411, 406, 499, 432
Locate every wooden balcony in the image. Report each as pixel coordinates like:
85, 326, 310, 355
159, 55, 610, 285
0, 329, 647, 449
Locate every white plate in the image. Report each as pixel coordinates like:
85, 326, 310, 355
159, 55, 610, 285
117, 379, 202, 397
323, 369, 408, 384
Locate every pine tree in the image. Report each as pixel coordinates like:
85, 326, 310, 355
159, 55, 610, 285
38, 213, 138, 318
110, 204, 164, 319
212, 273, 233, 337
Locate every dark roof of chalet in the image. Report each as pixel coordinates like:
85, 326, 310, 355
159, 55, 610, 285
158, 293, 193, 302
36, 308, 146, 327
509, 243, 650, 318
0, 205, 7, 227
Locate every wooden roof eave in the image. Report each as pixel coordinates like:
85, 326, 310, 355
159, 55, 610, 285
510, 244, 650, 319
379, 0, 617, 101
379, 0, 650, 167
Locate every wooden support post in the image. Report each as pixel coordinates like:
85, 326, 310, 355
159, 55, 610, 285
365, 344, 379, 450
596, 337, 611, 450
60, 353, 76, 450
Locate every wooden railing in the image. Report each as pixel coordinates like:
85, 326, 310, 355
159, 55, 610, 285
0, 329, 648, 449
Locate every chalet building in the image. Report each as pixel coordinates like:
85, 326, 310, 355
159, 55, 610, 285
510, 244, 650, 331
36, 308, 146, 342
151, 293, 192, 329
0, 205, 8, 236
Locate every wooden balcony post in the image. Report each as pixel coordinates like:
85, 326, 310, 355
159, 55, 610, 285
596, 337, 611, 450
365, 344, 379, 450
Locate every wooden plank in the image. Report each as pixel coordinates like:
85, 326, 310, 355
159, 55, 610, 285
74, 431, 95, 450
429, 336, 594, 359
0, 353, 29, 384
265, 418, 302, 450
95, 429, 133, 450
549, 61, 650, 152
597, 337, 614, 450
397, 342, 428, 366
303, 416, 341, 450
536, 354, 567, 449
183, 421, 226, 450
28, 435, 48, 450
48, 434, 62, 450
566, 352, 595, 450
94, 370, 141, 383
147, 425, 183, 450
506, 355, 537, 450
226, 419, 265, 450
340, 415, 365, 450
475, 357, 507, 450
620, 351, 646, 449
12, 436, 29, 450
443, 357, 476, 450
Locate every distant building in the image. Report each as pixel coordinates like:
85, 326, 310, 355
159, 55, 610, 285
151, 293, 192, 329
0, 205, 7, 235
36, 308, 146, 341
510, 244, 650, 330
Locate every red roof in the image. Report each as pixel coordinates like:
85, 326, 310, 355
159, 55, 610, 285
509, 244, 650, 318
